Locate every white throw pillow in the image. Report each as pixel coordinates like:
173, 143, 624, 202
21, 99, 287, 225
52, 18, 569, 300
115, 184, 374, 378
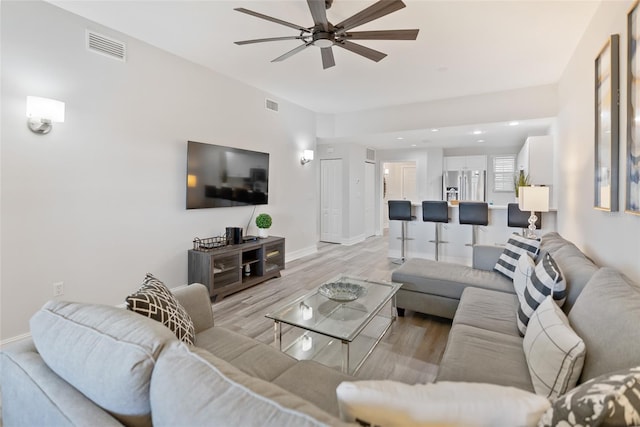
513, 252, 535, 300
523, 296, 585, 400
517, 253, 566, 335
336, 380, 550, 427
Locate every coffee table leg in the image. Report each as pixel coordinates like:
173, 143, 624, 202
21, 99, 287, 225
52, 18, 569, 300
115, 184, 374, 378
274, 321, 282, 351
341, 340, 349, 374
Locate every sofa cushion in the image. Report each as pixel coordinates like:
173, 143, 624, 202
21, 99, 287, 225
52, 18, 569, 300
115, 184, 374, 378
539, 366, 640, 427
150, 341, 349, 427
195, 326, 297, 382
517, 253, 566, 335
453, 287, 520, 337
569, 268, 640, 382
30, 301, 177, 427
336, 380, 550, 427
273, 360, 355, 417
126, 273, 195, 345
523, 296, 585, 399
436, 324, 534, 392
494, 233, 541, 279
391, 258, 513, 300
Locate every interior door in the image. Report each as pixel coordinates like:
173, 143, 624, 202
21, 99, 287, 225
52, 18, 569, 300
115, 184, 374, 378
320, 159, 343, 243
364, 162, 375, 237
402, 166, 417, 201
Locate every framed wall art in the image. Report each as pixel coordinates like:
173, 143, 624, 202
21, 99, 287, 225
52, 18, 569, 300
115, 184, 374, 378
627, 3, 640, 214
595, 34, 619, 212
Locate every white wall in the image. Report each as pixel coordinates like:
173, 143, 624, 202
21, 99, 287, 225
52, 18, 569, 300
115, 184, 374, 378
556, 0, 640, 283
0, 1, 318, 341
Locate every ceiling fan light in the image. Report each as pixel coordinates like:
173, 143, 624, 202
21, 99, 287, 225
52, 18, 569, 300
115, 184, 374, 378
313, 39, 334, 48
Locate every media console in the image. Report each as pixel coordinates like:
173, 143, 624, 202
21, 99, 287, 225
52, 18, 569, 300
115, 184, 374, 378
188, 236, 285, 301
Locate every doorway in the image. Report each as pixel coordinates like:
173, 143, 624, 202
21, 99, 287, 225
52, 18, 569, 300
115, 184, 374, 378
382, 161, 417, 229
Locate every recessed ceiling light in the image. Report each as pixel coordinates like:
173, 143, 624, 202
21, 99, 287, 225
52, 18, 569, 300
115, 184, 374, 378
397, 136, 404, 140
431, 128, 439, 132
508, 121, 519, 126
473, 130, 483, 135
411, 144, 417, 147
477, 139, 485, 143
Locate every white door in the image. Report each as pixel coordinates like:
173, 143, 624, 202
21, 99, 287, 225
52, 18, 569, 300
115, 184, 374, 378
402, 166, 417, 201
320, 159, 343, 243
364, 162, 375, 237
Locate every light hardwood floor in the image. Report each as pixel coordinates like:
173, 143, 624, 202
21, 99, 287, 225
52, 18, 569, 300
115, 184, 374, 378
212, 233, 452, 384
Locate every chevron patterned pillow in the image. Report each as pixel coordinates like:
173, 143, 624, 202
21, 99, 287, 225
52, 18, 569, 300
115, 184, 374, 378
126, 274, 195, 345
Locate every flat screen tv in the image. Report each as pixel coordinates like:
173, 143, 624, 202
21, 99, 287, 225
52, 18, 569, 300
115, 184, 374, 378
186, 141, 269, 209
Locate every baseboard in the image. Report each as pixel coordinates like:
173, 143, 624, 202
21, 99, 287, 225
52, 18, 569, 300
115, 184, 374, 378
286, 245, 318, 263
0, 332, 32, 348
342, 234, 366, 246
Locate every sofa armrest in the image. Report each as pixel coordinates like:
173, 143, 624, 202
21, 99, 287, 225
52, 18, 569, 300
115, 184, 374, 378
1, 340, 123, 427
472, 245, 504, 271
171, 283, 215, 333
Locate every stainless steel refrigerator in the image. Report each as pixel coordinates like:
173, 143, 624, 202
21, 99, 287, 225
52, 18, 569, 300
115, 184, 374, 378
444, 170, 486, 202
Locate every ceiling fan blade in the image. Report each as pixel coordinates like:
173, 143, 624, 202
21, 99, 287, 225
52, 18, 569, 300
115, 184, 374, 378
335, 0, 406, 34
272, 41, 314, 62
307, 0, 329, 32
343, 29, 419, 40
321, 47, 336, 69
336, 40, 387, 62
235, 36, 308, 45
234, 8, 310, 33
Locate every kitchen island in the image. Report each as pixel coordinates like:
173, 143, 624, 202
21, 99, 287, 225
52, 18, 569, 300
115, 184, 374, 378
387, 203, 557, 265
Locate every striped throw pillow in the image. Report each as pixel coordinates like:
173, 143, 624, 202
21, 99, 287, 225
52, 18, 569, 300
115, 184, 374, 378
126, 274, 195, 345
517, 253, 566, 336
494, 233, 541, 279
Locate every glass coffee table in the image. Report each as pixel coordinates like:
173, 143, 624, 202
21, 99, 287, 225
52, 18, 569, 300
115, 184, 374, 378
265, 275, 402, 375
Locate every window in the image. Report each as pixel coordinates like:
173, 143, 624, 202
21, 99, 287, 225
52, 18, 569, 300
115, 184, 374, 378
494, 155, 516, 192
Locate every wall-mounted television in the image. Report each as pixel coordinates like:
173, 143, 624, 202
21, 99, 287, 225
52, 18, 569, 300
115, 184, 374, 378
186, 141, 269, 209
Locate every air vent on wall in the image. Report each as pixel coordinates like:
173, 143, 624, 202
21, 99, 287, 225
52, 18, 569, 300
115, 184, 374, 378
366, 148, 376, 162
265, 99, 279, 112
86, 30, 126, 62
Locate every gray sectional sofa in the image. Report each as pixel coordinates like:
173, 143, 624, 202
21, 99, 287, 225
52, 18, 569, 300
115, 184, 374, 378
393, 232, 640, 393
1, 283, 354, 426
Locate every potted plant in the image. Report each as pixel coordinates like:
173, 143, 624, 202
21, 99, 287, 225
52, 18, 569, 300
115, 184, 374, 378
255, 213, 272, 238
514, 169, 530, 198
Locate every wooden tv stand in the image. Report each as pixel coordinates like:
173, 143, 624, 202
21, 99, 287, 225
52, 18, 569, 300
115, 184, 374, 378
188, 236, 285, 301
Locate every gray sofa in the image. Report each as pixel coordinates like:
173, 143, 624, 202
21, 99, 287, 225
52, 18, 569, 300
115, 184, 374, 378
394, 232, 640, 392
1, 283, 354, 426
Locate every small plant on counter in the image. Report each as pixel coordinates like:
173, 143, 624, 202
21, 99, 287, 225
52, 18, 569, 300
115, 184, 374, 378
514, 169, 530, 197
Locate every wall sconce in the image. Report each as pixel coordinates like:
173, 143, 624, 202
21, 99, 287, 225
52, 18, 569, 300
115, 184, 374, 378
518, 185, 549, 239
300, 149, 314, 165
26, 96, 65, 134
301, 335, 313, 352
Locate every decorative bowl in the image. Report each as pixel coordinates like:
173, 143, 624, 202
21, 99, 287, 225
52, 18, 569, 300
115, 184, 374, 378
318, 281, 366, 302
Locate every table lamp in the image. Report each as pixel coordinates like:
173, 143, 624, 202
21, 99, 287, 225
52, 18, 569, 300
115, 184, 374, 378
518, 186, 549, 239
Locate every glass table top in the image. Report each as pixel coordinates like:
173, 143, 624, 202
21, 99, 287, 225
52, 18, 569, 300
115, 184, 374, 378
265, 275, 402, 342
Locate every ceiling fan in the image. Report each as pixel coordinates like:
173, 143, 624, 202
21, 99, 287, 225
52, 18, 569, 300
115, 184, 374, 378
234, 0, 419, 69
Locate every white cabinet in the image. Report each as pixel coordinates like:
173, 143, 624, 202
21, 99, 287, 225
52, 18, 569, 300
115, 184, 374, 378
443, 155, 487, 171
517, 136, 553, 185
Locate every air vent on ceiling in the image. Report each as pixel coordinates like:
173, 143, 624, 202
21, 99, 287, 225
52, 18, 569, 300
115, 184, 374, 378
86, 30, 126, 62
265, 99, 279, 112
366, 148, 376, 162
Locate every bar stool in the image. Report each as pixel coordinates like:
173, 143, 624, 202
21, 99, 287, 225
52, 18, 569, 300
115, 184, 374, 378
388, 200, 414, 264
458, 202, 489, 246
422, 201, 449, 261
507, 203, 541, 236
